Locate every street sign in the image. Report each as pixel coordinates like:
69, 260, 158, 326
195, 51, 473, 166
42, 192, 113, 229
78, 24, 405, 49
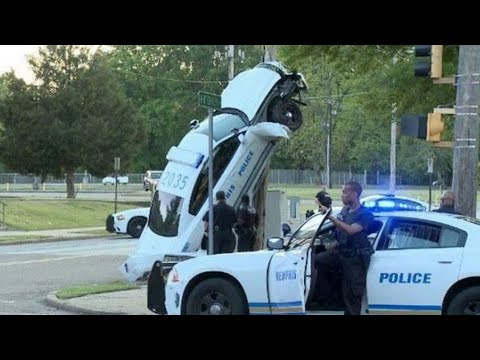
198, 91, 221, 109
114, 157, 121, 171
427, 158, 434, 174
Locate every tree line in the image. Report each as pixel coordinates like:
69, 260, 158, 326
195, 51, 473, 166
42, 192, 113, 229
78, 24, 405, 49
0, 45, 460, 197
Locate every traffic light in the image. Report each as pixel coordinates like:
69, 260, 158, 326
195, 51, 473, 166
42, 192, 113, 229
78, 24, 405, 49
401, 114, 427, 139
414, 45, 443, 78
400, 112, 444, 142
426, 112, 444, 142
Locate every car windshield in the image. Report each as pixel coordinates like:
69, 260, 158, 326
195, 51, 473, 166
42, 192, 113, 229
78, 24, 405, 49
287, 212, 328, 249
194, 109, 248, 141
149, 190, 184, 237
150, 172, 162, 179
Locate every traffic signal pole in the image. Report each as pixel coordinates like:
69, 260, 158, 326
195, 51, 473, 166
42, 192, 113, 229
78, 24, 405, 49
452, 46, 480, 217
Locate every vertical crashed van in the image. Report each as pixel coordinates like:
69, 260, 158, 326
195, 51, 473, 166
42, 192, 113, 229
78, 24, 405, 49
121, 62, 308, 282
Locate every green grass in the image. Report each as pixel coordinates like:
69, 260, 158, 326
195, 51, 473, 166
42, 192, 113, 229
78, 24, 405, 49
56, 281, 139, 300
0, 199, 146, 231
268, 184, 447, 203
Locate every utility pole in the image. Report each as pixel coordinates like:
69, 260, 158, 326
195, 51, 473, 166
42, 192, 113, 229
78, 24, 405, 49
390, 102, 397, 194
264, 45, 277, 62
452, 46, 480, 217
326, 99, 333, 189
227, 45, 235, 81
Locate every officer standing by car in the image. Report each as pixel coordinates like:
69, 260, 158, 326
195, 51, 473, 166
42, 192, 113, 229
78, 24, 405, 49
433, 190, 462, 215
315, 181, 374, 315
235, 194, 259, 252
202, 191, 237, 254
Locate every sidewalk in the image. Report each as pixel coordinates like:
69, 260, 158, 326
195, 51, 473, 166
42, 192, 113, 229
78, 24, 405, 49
0, 226, 107, 245
46, 286, 154, 315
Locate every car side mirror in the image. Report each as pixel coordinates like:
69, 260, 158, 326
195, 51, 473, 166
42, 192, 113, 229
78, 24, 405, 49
267, 237, 284, 250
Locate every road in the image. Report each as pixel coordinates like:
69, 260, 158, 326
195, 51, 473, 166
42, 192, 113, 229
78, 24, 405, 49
0, 237, 136, 314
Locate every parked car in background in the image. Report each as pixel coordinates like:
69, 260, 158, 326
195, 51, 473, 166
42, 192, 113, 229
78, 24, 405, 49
361, 194, 430, 212
106, 207, 150, 238
143, 170, 163, 191
102, 175, 129, 185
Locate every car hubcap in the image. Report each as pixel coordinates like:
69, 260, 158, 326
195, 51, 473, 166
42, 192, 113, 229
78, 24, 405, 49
199, 291, 231, 315
464, 300, 480, 315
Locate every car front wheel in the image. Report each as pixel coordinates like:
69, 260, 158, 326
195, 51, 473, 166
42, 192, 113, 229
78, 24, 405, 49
127, 217, 147, 238
446, 286, 480, 315
185, 278, 248, 315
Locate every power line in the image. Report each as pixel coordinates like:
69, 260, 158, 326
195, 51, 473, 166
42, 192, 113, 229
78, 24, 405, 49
120, 69, 229, 84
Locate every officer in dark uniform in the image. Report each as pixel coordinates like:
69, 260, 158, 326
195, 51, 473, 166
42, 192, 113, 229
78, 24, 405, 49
432, 190, 462, 215
315, 181, 374, 315
202, 191, 237, 254
235, 194, 259, 252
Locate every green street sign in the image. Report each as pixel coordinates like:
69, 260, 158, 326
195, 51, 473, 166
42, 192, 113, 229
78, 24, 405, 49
198, 91, 221, 109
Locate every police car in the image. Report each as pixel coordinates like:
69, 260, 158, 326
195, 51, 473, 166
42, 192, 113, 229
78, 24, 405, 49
361, 194, 429, 212
147, 208, 480, 315
106, 207, 150, 238
122, 62, 308, 282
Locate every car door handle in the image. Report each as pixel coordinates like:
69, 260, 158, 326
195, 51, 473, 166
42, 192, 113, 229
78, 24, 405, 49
437, 261, 453, 264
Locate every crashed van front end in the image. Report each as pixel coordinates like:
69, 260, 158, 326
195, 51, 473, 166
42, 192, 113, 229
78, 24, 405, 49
121, 61, 308, 282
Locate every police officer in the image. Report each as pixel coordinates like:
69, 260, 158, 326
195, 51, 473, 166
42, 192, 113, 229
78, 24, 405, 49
202, 191, 237, 254
432, 190, 462, 215
306, 191, 332, 219
235, 194, 259, 252
315, 181, 374, 315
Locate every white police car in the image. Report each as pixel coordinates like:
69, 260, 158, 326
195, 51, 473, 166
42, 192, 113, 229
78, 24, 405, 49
147, 209, 480, 315
361, 194, 429, 212
122, 61, 308, 282
106, 207, 150, 238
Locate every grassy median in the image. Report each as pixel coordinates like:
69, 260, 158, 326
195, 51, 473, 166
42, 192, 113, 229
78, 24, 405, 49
56, 281, 139, 300
0, 199, 148, 231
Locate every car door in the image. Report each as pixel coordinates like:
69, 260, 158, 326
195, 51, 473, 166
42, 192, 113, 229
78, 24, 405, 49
267, 212, 329, 314
367, 216, 467, 314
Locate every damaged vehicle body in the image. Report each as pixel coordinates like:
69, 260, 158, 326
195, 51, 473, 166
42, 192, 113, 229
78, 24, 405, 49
121, 62, 308, 282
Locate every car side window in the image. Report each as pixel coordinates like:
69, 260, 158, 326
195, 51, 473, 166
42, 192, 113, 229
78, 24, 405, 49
380, 218, 466, 250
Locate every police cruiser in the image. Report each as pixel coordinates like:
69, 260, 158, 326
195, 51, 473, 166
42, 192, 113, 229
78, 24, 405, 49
121, 62, 308, 282
147, 209, 480, 315
106, 207, 150, 238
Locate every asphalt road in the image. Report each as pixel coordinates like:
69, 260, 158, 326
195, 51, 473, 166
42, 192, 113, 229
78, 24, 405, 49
0, 236, 136, 315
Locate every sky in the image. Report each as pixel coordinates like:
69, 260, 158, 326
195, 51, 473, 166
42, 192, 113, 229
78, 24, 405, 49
0, 45, 42, 83
0, 45, 106, 84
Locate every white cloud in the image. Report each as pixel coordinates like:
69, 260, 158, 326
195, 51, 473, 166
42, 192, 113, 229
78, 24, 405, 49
0, 45, 110, 84
0, 45, 43, 83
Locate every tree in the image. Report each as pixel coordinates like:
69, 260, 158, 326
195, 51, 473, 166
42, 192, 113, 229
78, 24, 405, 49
0, 46, 145, 198
107, 45, 264, 171
275, 45, 458, 185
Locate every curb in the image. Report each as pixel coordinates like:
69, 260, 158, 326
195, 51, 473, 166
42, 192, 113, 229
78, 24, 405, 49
45, 291, 126, 315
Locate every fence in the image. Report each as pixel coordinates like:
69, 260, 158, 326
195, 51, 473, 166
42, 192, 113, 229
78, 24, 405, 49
0, 170, 403, 187
268, 169, 403, 186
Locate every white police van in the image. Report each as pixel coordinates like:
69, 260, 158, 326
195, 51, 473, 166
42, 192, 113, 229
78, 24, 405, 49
121, 62, 308, 282
147, 209, 480, 315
